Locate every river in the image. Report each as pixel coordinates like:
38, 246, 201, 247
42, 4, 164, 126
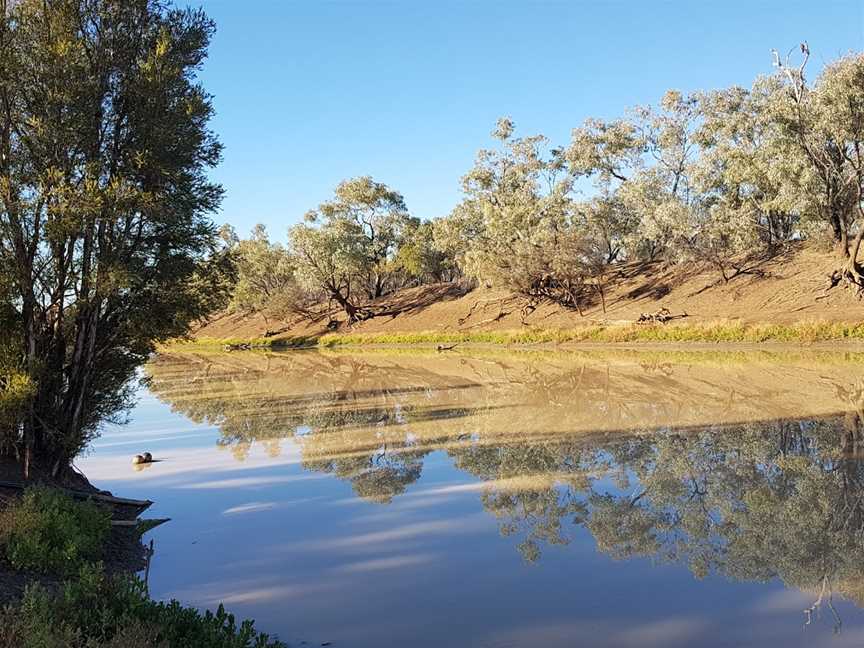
78, 348, 864, 647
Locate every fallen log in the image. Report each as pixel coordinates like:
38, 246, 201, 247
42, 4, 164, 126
636, 308, 688, 325
0, 481, 153, 512
111, 518, 170, 530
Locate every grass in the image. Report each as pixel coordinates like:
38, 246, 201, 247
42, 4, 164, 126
0, 486, 110, 575
0, 488, 287, 647
168, 335, 319, 351
0, 563, 286, 648
164, 320, 864, 351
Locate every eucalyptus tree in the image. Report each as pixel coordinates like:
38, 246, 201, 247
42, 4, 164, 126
431, 201, 484, 279
0, 0, 228, 474
568, 91, 705, 263
769, 48, 864, 290
695, 84, 798, 253
566, 115, 644, 259
229, 224, 306, 328
578, 194, 636, 265
395, 218, 457, 284
289, 177, 411, 322
440, 118, 604, 311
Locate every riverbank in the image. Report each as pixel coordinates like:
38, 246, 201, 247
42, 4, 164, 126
166, 319, 864, 352
177, 244, 864, 351
0, 473, 287, 647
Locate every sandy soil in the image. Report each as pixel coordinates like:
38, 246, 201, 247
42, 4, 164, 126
192, 243, 864, 342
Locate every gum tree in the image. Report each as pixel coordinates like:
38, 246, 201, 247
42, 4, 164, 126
289, 177, 411, 322
229, 224, 305, 329
695, 84, 798, 252
569, 91, 705, 263
771, 47, 864, 290
442, 118, 604, 312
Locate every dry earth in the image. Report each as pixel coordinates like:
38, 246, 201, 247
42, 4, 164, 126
193, 243, 864, 342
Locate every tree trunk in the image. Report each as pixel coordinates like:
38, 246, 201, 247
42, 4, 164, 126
373, 273, 384, 299
330, 288, 359, 322
828, 226, 864, 293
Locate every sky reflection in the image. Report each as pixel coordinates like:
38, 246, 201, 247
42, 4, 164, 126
78, 348, 864, 647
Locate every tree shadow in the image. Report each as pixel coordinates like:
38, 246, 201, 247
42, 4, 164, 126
370, 282, 473, 320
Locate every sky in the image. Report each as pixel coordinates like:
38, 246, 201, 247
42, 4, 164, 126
195, 0, 864, 241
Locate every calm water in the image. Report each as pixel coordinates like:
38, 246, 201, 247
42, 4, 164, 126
78, 348, 864, 647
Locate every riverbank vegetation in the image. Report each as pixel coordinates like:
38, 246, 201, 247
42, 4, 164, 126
0, 486, 286, 648
0, 0, 285, 644
0, 486, 110, 575
0, 0, 861, 642
0, 0, 234, 478
0, 564, 286, 648
173, 319, 864, 351
218, 46, 864, 336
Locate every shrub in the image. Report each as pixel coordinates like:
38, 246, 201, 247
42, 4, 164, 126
0, 486, 111, 575
0, 564, 286, 648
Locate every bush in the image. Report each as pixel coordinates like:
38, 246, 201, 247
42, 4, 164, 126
0, 486, 111, 575
0, 564, 286, 648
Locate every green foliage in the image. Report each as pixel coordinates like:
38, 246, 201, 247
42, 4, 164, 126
427, 50, 864, 289
289, 176, 415, 321
0, 487, 110, 575
0, 310, 32, 453
0, 564, 286, 648
434, 118, 608, 310
769, 51, 864, 251
395, 219, 457, 283
228, 225, 307, 324
0, 0, 227, 468
0, 367, 34, 454
209, 49, 863, 349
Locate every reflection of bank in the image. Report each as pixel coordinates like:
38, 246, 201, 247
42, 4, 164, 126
836, 379, 864, 458
145, 349, 864, 449
144, 349, 864, 627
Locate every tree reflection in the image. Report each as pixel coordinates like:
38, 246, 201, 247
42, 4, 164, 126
448, 408, 864, 629
146, 351, 864, 623
146, 352, 473, 499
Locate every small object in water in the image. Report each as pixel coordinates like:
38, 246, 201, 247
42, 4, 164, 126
132, 453, 153, 465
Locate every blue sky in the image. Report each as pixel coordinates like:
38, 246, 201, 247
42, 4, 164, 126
196, 0, 863, 240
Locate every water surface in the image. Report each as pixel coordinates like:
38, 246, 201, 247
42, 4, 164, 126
79, 348, 864, 647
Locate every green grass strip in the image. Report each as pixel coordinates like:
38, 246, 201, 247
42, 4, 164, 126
163, 320, 864, 351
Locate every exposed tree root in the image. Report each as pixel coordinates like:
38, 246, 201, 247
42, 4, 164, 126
826, 259, 864, 298
520, 301, 537, 325
457, 296, 519, 328
458, 298, 503, 326
459, 308, 513, 330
